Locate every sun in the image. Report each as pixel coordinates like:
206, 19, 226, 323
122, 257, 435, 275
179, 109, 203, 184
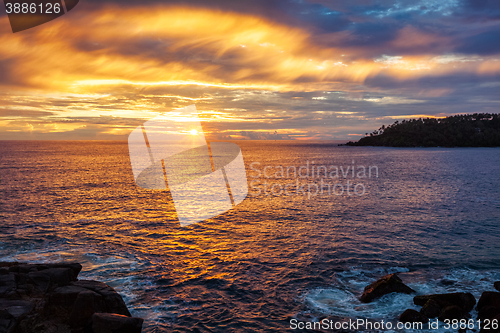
189, 129, 198, 135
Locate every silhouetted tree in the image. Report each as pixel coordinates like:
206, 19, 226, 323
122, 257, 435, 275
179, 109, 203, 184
345, 113, 500, 147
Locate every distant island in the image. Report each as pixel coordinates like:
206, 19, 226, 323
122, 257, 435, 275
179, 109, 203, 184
345, 113, 500, 147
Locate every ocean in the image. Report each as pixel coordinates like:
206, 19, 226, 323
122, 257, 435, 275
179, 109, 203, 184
1, 141, 499, 332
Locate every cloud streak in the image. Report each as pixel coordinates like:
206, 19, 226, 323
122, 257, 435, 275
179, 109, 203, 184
0, 0, 498, 140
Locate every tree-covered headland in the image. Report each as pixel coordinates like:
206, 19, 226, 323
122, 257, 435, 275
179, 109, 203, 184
345, 113, 500, 147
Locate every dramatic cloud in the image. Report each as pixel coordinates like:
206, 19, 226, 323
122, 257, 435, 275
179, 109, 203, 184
0, 0, 498, 140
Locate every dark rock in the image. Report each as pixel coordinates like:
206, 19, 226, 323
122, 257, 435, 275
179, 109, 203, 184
17, 319, 71, 333
414, 292, 476, 313
439, 279, 455, 286
0, 300, 34, 319
0, 309, 16, 333
0, 263, 22, 268
27, 271, 51, 293
69, 290, 103, 327
478, 306, 500, 321
73, 280, 131, 316
92, 313, 143, 333
438, 305, 463, 321
0, 274, 16, 297
49, 285, 89, 310
478, 292, 500, 311
46, 263, 82, 281
13, 265, 36, 274
360, 273, 415, 303
399, 309, 428, 323
40, 268, 75, 286
421, 299, 442, 318
0, 262, 140, 333
494, 282, 500, 292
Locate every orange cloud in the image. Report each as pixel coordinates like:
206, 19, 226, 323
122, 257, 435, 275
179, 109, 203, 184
0, 4, 498, 140
0, 5, 498, 95
391, 25, 451, 49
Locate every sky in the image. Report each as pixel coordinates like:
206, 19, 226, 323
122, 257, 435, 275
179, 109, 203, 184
0, 0, 499, 140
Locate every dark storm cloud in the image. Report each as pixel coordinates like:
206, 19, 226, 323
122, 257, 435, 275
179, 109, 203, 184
461, 0, 500, 19
455, 31, 500, 55
309, 0, 500, 56
80, 0, 292, 23
344, 21, 401, 47
364, 73, 500, 91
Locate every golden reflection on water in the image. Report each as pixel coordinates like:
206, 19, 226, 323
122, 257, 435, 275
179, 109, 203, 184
1, 141, 499, 332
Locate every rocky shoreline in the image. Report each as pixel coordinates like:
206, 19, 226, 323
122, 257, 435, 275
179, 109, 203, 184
361, 273, 500, 332
0, 262, 143, 333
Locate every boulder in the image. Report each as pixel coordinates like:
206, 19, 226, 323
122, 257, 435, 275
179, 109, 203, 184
438, 305, 463, 321
69, 290, 103, 327
0, 262, 140, 333
73, 280, 131, 316
399, 309, 428, 323
414, 293, 476, 313
478, 292, 500, 311
49, 285, 90, 310
27, 271, 51, 294
92, 313, 143, 333
420, 299, 442, 318
0, 299, 34, 319
0, 309, 15, 333
494, 282, 500, 292
0, 274, 16, 297
360, 274, 415, 303
47, 263, 82, 280
477, 305, 500, 321
40, 268, 75, 286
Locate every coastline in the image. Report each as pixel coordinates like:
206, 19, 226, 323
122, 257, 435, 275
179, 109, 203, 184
0, 262, 143, 333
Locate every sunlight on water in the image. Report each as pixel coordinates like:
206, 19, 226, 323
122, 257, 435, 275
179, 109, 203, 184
0, 141, 499, 332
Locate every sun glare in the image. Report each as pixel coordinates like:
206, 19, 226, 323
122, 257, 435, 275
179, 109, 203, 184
190, 129, 198, 135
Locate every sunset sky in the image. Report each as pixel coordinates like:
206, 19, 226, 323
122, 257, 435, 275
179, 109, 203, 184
0, 0, 499, 140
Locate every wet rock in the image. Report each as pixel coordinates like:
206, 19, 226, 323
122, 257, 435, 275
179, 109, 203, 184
69, 290, 103, 327
0, 309, 15, 333
92, 313, 143, 333
477, 305, 500, 321
0, 274, 16, 297
0, 300, 34, 319
414, 292, 476, 313
73, 280, 131, 316
399, 309, 428, 323
478, 292, 500, 311
27, 271, 51, 293
438, 305, 463, 321
438, 279, 455, 286
420, 299, 442, 318
0, 262, 141, 333
40, 267, 75, 286
360, 273, 415, 303
494, 282, 500, 292
49, 285, 90, 311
